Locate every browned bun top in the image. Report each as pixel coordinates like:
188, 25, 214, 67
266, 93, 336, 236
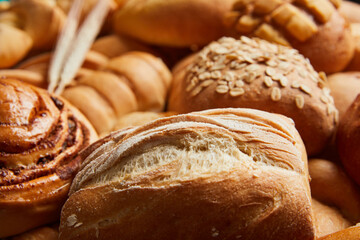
113, 0, 236, 47
168, 36, 338, 156
225, 0, 354, 73
59, 108, 314, 240
0, 79, 97, 238
328, 71, 360, 120
337, 94, 360, 187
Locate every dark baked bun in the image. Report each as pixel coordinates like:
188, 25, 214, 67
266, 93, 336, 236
337, 94, 360, 187
59, 108, 315, 240
225, 0, 354, 73
113, 0, 235, 47
168, 37, 338, 156
328, 72, 360, 120
0, 79, 97, 238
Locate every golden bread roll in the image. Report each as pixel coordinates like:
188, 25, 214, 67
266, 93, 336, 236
225, 0, 354, 73
62, 51, 172, 135
111, 111, 177, 133
345, 23, 360, 71
91, 34, 156, 59
337, 94, 360, 187
0, 79, 97, 238
328, 72, 360, 120
113, 0, 236, 47
0, 69, 46, 88
339, 0, 360, 23
59, 108, 315, 240
318, 225, 360, 240
312, 198, 351, 238
0, 0, 65, 68
168, 37, 338, 156
309, 159, 360, 223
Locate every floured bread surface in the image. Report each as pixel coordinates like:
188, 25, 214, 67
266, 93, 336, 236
60, 108, 314, 240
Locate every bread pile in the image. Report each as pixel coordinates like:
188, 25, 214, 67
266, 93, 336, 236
1, 0, 360, 239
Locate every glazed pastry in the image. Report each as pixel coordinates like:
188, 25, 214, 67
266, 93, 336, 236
59, 108, 314, 240
0, 79, 97, 238
225, 0, 354, 73
168, 37, 338, 156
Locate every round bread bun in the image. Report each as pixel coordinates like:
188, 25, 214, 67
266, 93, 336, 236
345, 23, 360, 71
337, 94, 360, 187
0, 79, 98, 238
328, 71, 360, 120
113, 0, 236, 47
59, 108, 315, 240
225, 0, 354, 74
308, 158, 360, 223
168, 36, 338, 156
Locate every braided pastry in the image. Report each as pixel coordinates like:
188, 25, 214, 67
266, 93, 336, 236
225, 0, 354, 73
0, 79, 97, 238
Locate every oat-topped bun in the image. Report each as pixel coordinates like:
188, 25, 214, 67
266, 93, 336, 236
59, 108, 314, 240
168, 37, 338, 156
225, 0, 354, 73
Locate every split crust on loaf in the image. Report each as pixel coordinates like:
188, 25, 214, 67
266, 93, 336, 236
60, 108, 314, 240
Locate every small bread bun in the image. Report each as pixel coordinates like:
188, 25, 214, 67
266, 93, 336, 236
312, 198, 351, 238
168, 37, 338, 156
59, 108, 314, 240
328, 71, 360, 120
10, 225, 59, 240
337, 94, 360, 187
113, 0, 236, 47
318, 225, 360, 240
308, 159, 360, 223
225, 0, 354, 73
0, 79, 97, 238
345, 23, 360, 71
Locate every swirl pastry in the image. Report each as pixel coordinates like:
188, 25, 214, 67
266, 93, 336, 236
59, 108, 314, 240
0, 79, 97, 238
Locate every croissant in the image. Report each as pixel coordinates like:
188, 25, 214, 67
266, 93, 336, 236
0, 79, 97, 238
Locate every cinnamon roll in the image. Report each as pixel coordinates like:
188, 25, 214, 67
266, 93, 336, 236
0, 79, 97, 238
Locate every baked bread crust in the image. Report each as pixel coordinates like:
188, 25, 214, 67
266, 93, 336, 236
225, 0, 354, 73
0, 79, 97, 238
59, 108, 314, 240
168, 37, 338, 156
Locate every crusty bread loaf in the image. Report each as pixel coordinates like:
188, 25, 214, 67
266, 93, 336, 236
309, 159, 360, 223
0, 79, 97, 238
337, 94, 360, 187
59, 108, 315, 240
312, 198, 351, 238
225, 0, 354, 73
113, 0, 236, 47
168, 36, 338, 156
328, 72, 360, 120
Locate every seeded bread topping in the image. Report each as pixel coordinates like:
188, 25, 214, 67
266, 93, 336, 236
183, 37, 338, 122
226, 0, 340, 43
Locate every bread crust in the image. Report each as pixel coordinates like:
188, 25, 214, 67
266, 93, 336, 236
59, 108, 314, 240
168, 37, 338, 156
